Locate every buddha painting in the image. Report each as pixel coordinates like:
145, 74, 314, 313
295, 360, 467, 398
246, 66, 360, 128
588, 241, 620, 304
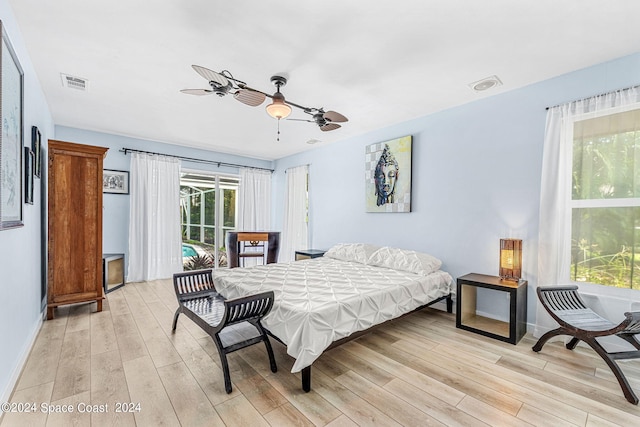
365, 135, 412, 212
374, 144, 399, 206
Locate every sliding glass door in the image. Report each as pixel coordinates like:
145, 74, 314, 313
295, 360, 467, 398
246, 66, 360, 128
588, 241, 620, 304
180, 172, 238, 268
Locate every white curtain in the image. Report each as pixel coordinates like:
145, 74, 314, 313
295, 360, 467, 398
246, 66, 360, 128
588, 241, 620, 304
536, 86, 640, 336
237, 168, 272, 230
280, 165, 309, 262
127, 152, 183, 282
236, 168, 272, 266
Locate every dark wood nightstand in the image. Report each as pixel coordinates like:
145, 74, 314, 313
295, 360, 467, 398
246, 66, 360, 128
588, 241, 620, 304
295, 249, 326, 261
456, 273, 527, 344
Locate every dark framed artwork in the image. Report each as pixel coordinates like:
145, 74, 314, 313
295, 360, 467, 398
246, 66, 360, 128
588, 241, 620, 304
31, 126, 41, 178
24, 147, 33, 204
103, 169, 129, 194
365, 135, 412, 213
0, 21, 25, 229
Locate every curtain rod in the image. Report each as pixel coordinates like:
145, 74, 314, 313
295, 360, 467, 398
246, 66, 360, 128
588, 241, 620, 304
545, 84, 639, 110
119, 148, 274, 172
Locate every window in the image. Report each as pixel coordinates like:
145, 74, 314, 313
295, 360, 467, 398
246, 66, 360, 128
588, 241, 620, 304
570, 107, 640, 289
180, 172, 238, 268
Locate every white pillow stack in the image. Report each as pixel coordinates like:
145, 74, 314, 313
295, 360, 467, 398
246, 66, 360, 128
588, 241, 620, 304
368, 246, 442, 276
323, 243, 381, 264
323, 243, 442, 276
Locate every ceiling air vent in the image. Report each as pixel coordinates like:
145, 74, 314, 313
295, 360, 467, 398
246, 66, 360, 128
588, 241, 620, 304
60, 73, 88, 91
468, 75, 502, 92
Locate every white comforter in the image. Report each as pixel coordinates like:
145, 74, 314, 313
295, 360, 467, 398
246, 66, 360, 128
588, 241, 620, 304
212, 257, 453, 372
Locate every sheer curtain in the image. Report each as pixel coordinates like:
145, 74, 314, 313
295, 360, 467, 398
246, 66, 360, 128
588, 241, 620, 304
237, 168, 272, 266
536, 86, 640, 336
280, 165, 308, 262
127, 152, 183, 282
237, 168, 272, 230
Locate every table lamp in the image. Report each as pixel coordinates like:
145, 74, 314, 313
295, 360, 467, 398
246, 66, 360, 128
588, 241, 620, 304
499, 238, 522, 281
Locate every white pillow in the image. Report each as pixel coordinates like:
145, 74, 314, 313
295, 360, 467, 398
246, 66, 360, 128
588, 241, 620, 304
324, 243, 381, 264
368, 246, 442, 275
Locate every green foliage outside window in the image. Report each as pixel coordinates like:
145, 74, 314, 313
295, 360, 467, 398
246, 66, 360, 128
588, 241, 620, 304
189, 190, 202, 224
204, 191, 215, 225
571, 207, 640, 288
223, 189, 236, 228
570, 109, 640, 289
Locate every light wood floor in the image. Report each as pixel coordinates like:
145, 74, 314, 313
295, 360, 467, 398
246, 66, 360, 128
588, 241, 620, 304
3, 279, 640, 427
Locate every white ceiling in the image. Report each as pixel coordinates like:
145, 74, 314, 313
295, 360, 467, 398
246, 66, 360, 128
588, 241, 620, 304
8, 0, 640, 160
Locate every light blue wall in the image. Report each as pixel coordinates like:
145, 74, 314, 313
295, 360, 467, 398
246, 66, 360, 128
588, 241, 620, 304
0, 0, 55, 403
274, 52, 640, 324
55, 126, 274, 276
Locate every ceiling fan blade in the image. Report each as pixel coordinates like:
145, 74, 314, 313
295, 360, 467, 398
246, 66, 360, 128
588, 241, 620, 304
180, 89, 214, 96
192, 65, 229, 87
320, 123, 341, 132
323, 110, 348, 123
234, 89, 266, 107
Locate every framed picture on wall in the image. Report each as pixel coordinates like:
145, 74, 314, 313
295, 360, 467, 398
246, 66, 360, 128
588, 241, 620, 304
31, 126, 41, 178
0, 21, 25, 230
103, 169, 129, 194
365, 135, 412, 213
24, 147, 33, 205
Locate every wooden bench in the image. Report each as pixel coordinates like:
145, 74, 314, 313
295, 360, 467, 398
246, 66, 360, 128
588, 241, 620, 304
533, 285, 640, 404
172, 269, 277, 393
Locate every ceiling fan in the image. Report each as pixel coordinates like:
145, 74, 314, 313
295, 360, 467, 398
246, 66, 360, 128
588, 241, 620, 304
181, 65, 348, 135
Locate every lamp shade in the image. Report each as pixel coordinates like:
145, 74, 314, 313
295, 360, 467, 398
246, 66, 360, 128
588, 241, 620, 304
499, 238, 522, 281
265, 92, 292, 119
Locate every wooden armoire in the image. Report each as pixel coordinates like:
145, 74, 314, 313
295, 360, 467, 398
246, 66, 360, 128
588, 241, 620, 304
47, 140, 108, 319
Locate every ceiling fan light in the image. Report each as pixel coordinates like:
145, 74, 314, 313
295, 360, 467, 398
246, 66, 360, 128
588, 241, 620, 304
266, 91, 291, 119
266, 102, 292, 119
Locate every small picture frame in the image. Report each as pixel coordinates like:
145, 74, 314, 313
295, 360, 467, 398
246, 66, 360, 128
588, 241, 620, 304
24, 147, 34, 204
103, 169, 129, 194
31, 126, 41, 178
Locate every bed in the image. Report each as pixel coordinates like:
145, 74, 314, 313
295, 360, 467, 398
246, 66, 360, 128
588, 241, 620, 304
212, 243, 454, 391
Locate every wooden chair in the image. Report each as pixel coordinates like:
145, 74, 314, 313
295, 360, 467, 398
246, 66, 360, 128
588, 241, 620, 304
171, 269, 277, 393
226, 231, 280, 268
532, 285, 640, 404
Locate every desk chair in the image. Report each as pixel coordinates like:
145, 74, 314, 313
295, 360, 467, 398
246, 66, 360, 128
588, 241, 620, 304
226, 231, 280, 268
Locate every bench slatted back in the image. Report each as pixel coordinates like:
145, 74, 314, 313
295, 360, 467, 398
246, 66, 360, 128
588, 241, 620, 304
624, 319, 640, 334
224, 291, 275, 327
538, 286, 587, 312
173, 269, 216, 301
